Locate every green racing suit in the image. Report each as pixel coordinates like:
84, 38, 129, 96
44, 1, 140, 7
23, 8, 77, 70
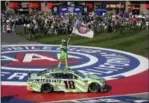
57, 38, 70, 70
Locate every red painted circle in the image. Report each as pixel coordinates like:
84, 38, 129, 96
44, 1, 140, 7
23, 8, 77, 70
2, 70, 148, 102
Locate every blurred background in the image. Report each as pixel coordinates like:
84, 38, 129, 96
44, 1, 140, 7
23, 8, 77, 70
1, 1, 149, 57
1, 1, 149, 15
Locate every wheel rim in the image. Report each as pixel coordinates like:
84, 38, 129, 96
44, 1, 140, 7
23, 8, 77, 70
89, 83, 99, 92
43, 85, 52, 93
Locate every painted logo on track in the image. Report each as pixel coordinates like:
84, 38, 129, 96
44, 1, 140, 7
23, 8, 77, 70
1, 44, 148, 86
72, 95, 149, 103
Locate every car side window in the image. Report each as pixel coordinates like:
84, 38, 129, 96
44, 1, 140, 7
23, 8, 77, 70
50, 73, 60, 79
45, 73, 51, 78
73, 74, 78, 79
72, 74, 78, 79
45, 73, 78, 79
61, 73, 78, 79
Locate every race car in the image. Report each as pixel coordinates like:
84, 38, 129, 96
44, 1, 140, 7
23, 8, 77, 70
27, 69, 109, 93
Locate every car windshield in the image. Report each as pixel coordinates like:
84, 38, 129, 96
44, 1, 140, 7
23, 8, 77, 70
37, 68, 53, 76
74, 71, 85, 78
37, 70, 48, 76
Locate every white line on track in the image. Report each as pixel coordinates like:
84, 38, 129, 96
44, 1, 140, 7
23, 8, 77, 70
42, 92, 149, 103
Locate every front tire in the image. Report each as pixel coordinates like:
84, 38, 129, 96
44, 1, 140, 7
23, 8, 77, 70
41, 84, 53, 93
88, 83, 100, 93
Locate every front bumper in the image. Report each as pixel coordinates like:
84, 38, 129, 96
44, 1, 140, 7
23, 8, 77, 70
27, 84, 32, 91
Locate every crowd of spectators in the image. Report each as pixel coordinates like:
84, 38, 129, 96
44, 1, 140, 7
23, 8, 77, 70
1, 9, 149, 39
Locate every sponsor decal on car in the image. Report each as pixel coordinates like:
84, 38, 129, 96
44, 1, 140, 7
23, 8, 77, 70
28, 79, 62, 83
1, 44, 148, 86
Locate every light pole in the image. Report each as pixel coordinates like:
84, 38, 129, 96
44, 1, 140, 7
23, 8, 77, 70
119, 0, 121, 14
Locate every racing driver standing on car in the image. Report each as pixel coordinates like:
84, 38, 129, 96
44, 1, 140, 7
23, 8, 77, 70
58, 37, 71, 71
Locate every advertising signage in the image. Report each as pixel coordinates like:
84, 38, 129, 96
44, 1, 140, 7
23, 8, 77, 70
60, 6, 83, 15
96, 8, 107, 16
52, 6, 84, 16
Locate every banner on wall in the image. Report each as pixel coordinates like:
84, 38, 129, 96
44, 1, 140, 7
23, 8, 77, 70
8, 2, 19, 9
28, 2, 40, 9
57, 6, 83, 16
96, 8, 107, 16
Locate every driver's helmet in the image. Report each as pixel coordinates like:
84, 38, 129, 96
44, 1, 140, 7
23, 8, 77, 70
61, 39, 67, 45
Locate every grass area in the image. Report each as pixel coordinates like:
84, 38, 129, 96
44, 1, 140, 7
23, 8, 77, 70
27, 29, 148, 57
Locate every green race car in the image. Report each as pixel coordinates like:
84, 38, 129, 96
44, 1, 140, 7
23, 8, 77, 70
27, 69, 109, 93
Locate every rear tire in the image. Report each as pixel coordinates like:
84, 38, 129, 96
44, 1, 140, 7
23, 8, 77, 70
41, 84, 53, 93
88, 83, 100, 93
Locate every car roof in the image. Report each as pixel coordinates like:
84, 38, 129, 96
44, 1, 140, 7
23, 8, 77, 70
50, 69, 75, 73
38, 69, 86, 78
49, 69, 85, 77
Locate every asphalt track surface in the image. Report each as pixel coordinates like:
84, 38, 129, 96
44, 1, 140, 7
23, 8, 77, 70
1, 32, 36, 45
1, 31, 149, 103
